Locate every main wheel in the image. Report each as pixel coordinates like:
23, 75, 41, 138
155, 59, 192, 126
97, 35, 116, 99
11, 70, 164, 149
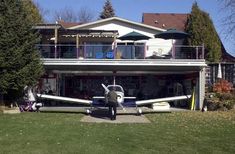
86, 109, 92, 114
112, 108, 114, 116
137, 108, 142, 115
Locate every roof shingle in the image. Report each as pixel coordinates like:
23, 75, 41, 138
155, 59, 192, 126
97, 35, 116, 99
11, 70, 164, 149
58, 20, 82, 29
142, 13, 189, 31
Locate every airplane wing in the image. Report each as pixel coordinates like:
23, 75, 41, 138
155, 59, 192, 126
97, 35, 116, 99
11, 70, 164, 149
136, 95, 191, 106
124, 97, 136, 99
92, 96, 105, 99
37, 94, 92, 105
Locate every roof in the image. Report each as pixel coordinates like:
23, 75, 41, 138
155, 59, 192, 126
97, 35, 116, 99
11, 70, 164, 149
33, 23, 62, 29
221, 42, 235, 63
68, 17, 165, 32
57, 20, 82, 29
142, 13, 189, 31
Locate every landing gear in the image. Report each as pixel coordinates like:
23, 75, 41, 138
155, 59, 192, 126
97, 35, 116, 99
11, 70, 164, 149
137, 108, 142, 115
86, 109, 92, 114
112, 108, 114, 116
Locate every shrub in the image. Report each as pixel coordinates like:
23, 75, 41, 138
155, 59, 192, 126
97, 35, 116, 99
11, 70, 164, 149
216, 92, 235, 100
206, 92, 235, 111
213, 79, 233, 93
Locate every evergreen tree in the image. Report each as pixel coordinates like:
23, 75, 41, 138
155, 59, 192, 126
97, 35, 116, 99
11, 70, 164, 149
99, 0, 115, 19
186, 2, 221, 62
0, 0, 43, 104
22, 0, 44, 24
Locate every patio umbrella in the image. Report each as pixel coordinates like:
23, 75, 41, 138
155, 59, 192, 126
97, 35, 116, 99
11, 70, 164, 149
154, 28, 190, 40
154, 29, 190, 58
118, 31, 151, 59
217, 63, 222, 79
118, 31, 151, 41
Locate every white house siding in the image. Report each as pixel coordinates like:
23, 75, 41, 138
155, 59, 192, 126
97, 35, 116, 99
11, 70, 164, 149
77, 20, 174, 58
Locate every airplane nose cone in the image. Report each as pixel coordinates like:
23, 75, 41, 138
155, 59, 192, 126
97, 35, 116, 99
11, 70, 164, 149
117, 94, 123, 103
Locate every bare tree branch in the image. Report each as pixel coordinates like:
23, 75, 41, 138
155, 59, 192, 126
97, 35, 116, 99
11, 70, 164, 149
34, 1, 49, 22
77, 7, 94, 23
219, 0, 235, 40
53, 7, 78, 22
52, 6, 94, 23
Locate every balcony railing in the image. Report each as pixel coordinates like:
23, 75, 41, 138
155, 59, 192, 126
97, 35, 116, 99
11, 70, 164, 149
36, 44, 204, 60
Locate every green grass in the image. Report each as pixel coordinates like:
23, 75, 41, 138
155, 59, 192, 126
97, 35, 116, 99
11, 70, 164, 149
0, 111, 235, 154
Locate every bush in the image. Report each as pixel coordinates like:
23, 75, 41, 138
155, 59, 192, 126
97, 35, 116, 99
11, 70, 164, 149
206, 92, 235, 111
207, 99, 220, 111
213, 79, 233, 93
216, 92, 235, 100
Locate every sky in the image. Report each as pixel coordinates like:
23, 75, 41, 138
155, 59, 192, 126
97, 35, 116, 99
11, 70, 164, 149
34, 0, 234, 56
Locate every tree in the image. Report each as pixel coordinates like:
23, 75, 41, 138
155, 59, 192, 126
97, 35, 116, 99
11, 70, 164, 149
22, 0, 44, 24
53, 6, 94, 23
0, 0, 44, 104
220, 0, 235, 43
78, 7, 94, 23
34, 1, 50, 23
99, 0, 115, 19
54, 7, 78, 22
186, 2, 221, 62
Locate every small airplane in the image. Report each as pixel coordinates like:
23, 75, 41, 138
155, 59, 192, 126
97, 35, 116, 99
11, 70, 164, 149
36, 83, 191, 114
92, 84, 136, 110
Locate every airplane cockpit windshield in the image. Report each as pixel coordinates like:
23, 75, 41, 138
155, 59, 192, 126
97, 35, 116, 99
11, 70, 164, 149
107, 85, 124, 93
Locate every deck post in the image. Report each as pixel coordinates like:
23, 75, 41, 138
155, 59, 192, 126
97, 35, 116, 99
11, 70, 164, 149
144, 42, 147, 59
54, 27, 58, 58
202, 43, 205, 59
76, 34, 80, 58
113, 35, 116, 59
172, 43, 175, 59
196, 46, 199, 59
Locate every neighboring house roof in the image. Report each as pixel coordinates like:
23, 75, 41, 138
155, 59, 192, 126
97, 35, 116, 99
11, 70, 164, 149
68, 17, 165, 32
221, 43, 235, 63
58, 20, 82, 29
143, 13, 235, 62
142, 13, 189, 31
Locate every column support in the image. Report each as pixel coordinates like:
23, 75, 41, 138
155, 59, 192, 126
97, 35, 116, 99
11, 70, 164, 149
54, 28, 58, 58
198, 67, 206, 110
76, 34, 80, 58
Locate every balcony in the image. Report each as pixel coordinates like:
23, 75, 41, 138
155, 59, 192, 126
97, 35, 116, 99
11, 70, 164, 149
37, 44, 204, 60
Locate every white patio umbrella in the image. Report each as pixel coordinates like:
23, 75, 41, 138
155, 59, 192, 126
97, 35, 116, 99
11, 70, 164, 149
217, 63, 222, 79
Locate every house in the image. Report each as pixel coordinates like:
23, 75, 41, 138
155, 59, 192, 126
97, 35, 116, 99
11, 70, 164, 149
143, 13, 235, 86
35, 17, 206, 110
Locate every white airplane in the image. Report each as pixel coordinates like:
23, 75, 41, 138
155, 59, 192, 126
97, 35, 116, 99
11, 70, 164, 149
36, 83, 191, 114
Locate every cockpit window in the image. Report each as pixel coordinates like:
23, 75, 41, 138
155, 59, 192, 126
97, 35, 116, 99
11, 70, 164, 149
107, 86, 123, 92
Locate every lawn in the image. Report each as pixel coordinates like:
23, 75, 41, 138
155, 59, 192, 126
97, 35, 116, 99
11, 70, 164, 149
0, 110, 234, 154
